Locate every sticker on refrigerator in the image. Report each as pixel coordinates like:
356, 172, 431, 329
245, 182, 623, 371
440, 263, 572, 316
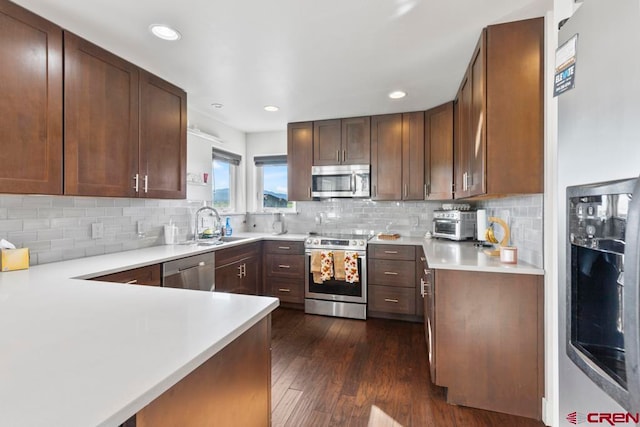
554, 34, 578, 97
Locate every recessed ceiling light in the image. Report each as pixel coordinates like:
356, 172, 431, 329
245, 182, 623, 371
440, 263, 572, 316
388, 90, 407, 99
149, 24, 181, 41
264, 105, 279, 112
211, 103, 224, 109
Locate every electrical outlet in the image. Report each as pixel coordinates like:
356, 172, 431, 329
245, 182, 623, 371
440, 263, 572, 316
137, 221, 146, 236
91, 223, 104, 239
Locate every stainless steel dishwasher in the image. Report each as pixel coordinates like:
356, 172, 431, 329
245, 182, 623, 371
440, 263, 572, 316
163, 252, 216, 291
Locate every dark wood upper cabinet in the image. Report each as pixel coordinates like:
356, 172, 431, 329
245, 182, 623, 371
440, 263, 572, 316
287, 122, 313, 201
372, 113, 426, 201
139, 70, 187, 199
0, 1, 63, 195
454, 18, 543, 199
425, 102, 454, 200
313, 117, 370, 166
313, 119, 341, 165
64, 32, 186, 199
371, 114, 403, 200
341, 117, 370, 164
402, 112, 425, 200
64, 31, 139, 197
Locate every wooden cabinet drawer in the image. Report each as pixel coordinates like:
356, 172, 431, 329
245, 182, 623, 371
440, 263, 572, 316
368, 285, 415, 315
265, 254, 305, 278
264, 240, 304, 255
369, 244, 416, 260
368, 259, 415, 287
91, 264, 161, 286
216, 242, 260, 267
269, 277, 304, 304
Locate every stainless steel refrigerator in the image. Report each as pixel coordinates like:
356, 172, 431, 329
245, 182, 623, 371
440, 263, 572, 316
558, 0, 640, 423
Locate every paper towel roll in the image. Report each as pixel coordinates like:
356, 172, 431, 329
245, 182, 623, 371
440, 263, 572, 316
477, 209, 487, 241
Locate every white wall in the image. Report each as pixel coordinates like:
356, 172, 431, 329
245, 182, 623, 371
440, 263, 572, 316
556, 1, 640, 425
245, 131, 287, 212
187, 108, 248, 212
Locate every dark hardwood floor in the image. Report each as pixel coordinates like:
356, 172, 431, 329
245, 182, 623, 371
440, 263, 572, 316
271, 308, 545, 427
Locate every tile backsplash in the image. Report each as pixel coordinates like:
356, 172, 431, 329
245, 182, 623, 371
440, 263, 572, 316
1, 194, 543, 269
0, 195, 244, 266
249, 194, 544, 268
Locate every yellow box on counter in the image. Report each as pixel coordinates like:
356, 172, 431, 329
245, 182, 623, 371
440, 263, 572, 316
1, 248, 30, 271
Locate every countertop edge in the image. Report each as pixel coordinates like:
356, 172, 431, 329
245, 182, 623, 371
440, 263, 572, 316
101, 298, 280, 427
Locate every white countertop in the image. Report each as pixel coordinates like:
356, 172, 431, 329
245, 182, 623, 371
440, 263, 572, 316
0, 232, 295, 427
370, 236, 544, 275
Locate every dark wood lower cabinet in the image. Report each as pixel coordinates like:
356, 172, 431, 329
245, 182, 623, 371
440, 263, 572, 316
435, 269, 544, 420
136, 316, 271, 427
91, 264, 161, 286
264, 240, 305, 306
215, 243, 261, 295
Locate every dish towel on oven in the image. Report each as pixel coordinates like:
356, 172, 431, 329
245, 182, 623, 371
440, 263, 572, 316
311, 250, 334, 284
344, 251, 359, 283
333, 251, 346, 281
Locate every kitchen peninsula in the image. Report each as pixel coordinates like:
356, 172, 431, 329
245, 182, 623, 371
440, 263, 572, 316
0, 243, 279, 426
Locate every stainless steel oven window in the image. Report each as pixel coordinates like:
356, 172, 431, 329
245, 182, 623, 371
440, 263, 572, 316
304, 252, 367, 304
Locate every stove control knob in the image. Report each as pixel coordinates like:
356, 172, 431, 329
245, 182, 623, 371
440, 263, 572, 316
350, 240, 356, 246
313, 239, 319, 245
358, 240, 365, 246
306, 238, 312, 244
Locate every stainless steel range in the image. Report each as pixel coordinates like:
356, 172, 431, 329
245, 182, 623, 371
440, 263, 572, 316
304, 233, 370, 320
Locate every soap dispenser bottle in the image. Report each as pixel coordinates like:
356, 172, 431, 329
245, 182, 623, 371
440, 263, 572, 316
225, 217, 232, 236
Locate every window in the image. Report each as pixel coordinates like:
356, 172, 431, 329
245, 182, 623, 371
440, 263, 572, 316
255, 155, 294, 211
212, 148, 241, 212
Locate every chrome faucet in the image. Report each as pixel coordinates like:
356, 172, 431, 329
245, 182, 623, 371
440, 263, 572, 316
194, 206, 222, 242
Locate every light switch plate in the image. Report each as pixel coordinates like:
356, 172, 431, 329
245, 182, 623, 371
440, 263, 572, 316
91, 223, 104, 239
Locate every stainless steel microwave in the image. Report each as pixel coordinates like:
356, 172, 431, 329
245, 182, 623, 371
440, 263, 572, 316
311, 164, 370, 198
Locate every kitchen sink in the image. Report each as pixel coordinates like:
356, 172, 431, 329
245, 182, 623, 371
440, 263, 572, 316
180, 236, 248, 247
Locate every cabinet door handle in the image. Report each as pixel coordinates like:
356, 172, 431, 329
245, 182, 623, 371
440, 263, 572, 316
342, 150, 346, 163
308, 187, 311, 198
462, 172, 467, 191
278, 246, 290, 250
125, 279, 138, 284
143, 175, 149, 193
424, 183, 427, 199
373, 185, 377, 198
403, 184, 408, 199
237, 265, 243, 278
278, 288, 291, 293
384, 250, 398, 254
337, 149, 340, 162
278, 265, 291, 269
420, 278, 425, 298
420, 257, 426, 262
242, 263, 247, 278
384, 271, 399, 275
133, 174, 139, 192
384, 298, 399, 303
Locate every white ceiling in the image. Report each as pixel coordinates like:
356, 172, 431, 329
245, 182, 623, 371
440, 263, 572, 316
12, 0, 551, 133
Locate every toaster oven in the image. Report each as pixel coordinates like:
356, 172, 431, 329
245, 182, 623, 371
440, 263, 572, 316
432, 210, 477, 241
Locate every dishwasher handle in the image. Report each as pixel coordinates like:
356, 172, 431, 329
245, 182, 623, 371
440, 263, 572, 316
178, 261, 206, 272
